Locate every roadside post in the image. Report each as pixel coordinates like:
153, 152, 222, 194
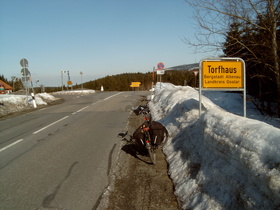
157, 62, 165, 89
199, 57, 246, 117
193, 70, 199, 87
20, 58, 37, 108
20, 58, 29, 96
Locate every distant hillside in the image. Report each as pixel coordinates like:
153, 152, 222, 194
81, 68, 198, 91
83, 72, 153, 91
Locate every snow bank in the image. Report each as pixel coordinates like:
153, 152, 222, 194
36, 92, 56, 104
149, 83, 280, 209
0, 93, 57, 117
53, 89, 96, 94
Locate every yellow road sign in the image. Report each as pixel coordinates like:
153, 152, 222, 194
130, 82, 141, 88
199, 57, 246, 117
130, 84, 140, 87
131, 82, 141, 85
201, 59, 244, 89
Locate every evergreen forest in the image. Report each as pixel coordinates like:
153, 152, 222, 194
222, 15, 280, 115
80, 70, 197, 91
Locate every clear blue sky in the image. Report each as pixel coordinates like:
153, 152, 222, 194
0, 0, 214, 87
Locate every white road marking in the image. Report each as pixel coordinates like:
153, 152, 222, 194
103, 92, 122, 101
33, 116, 69, 134
0, 139, 24, 153
72, 106, 89, 115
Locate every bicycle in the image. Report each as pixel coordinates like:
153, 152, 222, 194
118, 105, 168, 164
133, 105, 156, 164
118, 125, 157, 164
142, 125, 157, 164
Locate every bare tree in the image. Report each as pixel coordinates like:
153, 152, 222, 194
184, 0, 280, 117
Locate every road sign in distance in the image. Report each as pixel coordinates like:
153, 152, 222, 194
21, 76, 30, 82
130, 82, 141, 87
20, 58, 28, 67
21, 68, 30, 76
130, 84, 140, 87
157, 70, 165, 75
131, 82, 141, 85
157, 62, 165, 70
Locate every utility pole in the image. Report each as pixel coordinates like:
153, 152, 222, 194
11, 76, 16, 92
61, 70, 66, 91
80, 71, 83, 90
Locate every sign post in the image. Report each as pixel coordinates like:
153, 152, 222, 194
20, 58, 37, 108
157, 62, 165, 89
199, 57, 246, 117
20, 58, 31, 97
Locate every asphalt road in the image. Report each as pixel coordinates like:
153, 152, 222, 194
0, 91, 149, 210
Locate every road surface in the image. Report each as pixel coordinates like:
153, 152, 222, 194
0, 91, 149, 210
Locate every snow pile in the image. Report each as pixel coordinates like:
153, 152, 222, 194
0, 93, 57, 117
149, 83, 280, 209
53, 89, 96, 94
0, 95, 31, 116
36, 92, 57, 104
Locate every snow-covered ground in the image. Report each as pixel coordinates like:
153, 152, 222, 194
1, 86, 280, 209
149, 83, 280, 209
